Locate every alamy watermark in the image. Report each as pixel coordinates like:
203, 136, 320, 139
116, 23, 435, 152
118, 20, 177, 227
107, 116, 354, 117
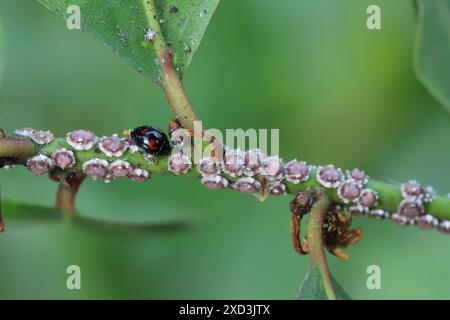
170, 120, 280, 165
66, 5, 81, 30
366, 5, 381, 30
66, 265, 81, 290
366, 265, 381, 290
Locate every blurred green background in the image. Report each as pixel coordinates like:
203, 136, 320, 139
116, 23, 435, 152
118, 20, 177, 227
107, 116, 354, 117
0, 0, 449, 299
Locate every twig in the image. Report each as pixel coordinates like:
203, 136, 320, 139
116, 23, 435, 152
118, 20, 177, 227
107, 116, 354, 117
142, 0, 199, 130
1, 136, 450, 220
52, 172, 86, 216
0, 136, 37, 160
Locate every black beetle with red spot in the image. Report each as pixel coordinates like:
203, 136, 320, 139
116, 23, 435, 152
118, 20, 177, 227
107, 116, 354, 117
130, 125, 172, 156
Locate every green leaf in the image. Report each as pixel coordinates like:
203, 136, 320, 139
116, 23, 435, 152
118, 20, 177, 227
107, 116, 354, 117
73, 214, 191, 234
414, 0, 450, 113
297, 264, 351, 300
36, 0, 219, 82
2, 199, 190, 233
2, 200, 60, 221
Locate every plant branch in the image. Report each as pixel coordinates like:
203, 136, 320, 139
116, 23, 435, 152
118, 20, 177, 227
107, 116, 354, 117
1, 136, 450, 221
142, 0, 199, 130
0, 136, 38, 161
306, 192, 334, 300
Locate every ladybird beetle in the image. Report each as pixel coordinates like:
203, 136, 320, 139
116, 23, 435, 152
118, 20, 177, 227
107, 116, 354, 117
129, 125, 172, 156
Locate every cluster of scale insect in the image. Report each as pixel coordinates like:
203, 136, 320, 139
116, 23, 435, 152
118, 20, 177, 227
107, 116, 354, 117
314, 165, 448, 235
168, 146, 310, 198
12, 128, 450, 234
169, 144, 448, 234
19, 129, 150, 183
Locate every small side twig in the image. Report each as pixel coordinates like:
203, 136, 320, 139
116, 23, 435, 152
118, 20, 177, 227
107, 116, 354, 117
51, 171, 86, 216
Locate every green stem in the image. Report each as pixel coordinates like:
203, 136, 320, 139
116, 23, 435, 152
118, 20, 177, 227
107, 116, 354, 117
1, 137, 450, 221
307, 192, 335, 300
142, 0, 198, 130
